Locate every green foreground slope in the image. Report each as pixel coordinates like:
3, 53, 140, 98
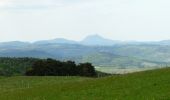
0, 68, 170, 100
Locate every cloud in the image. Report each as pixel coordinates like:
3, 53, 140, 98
1, 0, 170, 42
0, 0, 64, 10
0, 0, 96, 10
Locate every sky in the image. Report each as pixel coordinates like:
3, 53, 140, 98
1, 0, 170, 42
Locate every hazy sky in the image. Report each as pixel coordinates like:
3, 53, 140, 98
1, 0, 170, 42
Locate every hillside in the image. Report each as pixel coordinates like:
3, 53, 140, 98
0, 43, 170, 69
0, 68, 170, 100
1, 35, 170, 70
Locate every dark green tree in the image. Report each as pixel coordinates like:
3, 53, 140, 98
78, 63, 96, 77
26, 58, 96, 77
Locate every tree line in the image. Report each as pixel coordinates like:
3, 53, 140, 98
25, 58, 96, 77
0, 57, 39, 76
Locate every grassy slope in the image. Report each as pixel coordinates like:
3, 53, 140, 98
0, 68, 170, 100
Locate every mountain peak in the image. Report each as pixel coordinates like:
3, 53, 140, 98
81, 34, 118, 46
85, 34, 104, 40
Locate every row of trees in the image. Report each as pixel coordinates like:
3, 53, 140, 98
25, 58, 96, 77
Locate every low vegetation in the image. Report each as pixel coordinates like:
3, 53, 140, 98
0, 68, 170, 100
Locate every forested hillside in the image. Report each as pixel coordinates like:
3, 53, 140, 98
0, 57, 39, 76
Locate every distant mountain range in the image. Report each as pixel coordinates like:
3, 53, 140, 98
1, 34, 170, 46
1, 34, 170, 68
33, 34, 120, 46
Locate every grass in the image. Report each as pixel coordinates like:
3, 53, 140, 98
1, 68, 170, 100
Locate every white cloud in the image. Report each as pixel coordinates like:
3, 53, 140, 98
0, 0, 64, 10
1, 0, 170, 42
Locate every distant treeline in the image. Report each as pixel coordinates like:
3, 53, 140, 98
0, 57, 39, 76
26, 58, 96, 77
0, 57, 96, 77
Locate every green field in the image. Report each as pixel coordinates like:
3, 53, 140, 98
1, 68, 170, 100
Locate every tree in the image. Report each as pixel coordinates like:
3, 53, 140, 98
25, 58, 96, 77
78, 63, 96, 77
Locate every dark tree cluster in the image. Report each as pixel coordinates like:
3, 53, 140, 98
0, 57, 39, 76
25, 58, 96, 77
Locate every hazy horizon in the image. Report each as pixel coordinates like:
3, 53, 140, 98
1, 0, 170, 42
0, 34, 170, 43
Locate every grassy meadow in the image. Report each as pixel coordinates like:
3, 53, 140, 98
0, 68, 170, 100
